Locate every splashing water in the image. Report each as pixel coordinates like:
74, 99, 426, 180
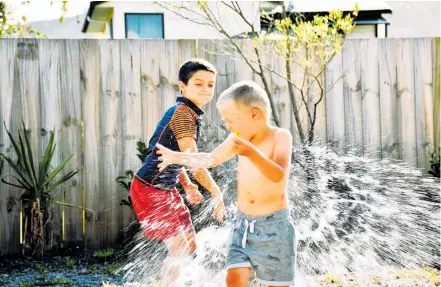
119, 131, 440, 286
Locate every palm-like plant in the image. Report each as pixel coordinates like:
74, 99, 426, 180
1, 122, 80, 257
116, 140, 148, 209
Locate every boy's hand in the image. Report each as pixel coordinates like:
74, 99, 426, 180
212, 195, 225, 223
156, 143, 174, 171
183, 183, 203, 205
231, 135, 256, 157
210, 188, 225, 223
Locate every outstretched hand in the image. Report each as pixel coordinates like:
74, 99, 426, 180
156, 143, 175, 172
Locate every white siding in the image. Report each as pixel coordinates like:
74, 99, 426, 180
107, 1, 260, 39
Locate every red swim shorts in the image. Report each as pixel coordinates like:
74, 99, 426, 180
130, 177, 194, 241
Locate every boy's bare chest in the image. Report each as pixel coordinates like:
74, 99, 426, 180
237, 142, 274, 178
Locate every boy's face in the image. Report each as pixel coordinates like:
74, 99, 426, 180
179, 70, 216, 107
218, 100, 259, 140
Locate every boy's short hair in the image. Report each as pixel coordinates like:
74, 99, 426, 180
217, 81, 271, 120
178, 58, 217, 85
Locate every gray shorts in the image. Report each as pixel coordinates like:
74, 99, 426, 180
226, 209, 297, 286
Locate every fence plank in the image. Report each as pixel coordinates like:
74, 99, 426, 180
120, 40, 142, 234
325, 53, 345, 153
80, 40, 102, 248
378, 39, 399, 160
342, 41, 363, 154
0, 39, 19, 254
198, 40, 223, 122
360, 39, 381, 158
17, 39, 40, 165
141, 41, 163, 143
414, 38, 434, 171
58, 40, 83, 244
161, 41, 180, 112
272, 54, 292, 131
39, 39, 63, 248
396, 39, 417, 165
98, 40, 123, 245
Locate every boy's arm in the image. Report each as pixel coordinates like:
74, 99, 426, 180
178, 167, 204, 206
156, 134, 237, 170
175, 137, 227, 223
237, 129, 292, 182
174, 136, 235, 196
178, 167, 193, 188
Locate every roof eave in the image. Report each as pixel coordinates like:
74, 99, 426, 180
81, 1, 107, 33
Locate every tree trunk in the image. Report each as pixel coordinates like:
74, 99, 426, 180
21, 199, 44, 258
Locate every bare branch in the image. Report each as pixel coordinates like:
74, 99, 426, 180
312, 74, 325, 106
243, 56, 304, 92
326, 73, 345, 94
154, 1, 211, 26
221, 1, 253, 29
317, 51, 337, 77
300, 89, 313, 125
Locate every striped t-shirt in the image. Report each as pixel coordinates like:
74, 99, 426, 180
135, 96, 204, 190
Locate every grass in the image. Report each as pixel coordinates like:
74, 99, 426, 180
104, 264, 121, 275
94, 248, 115, 263
65, 257, 76, 269
34, 263, 49, 274
90, 266, 99, 274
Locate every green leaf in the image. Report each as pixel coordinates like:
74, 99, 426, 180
1, 176, 30, 190
38, 130, 55, 185
2, 156, 32, 188
47, 169, 79, 191
42, 154, 74, 187
116, 181, 129, 190
4, 122, 23, 165
120, 200, 132, 206
21, 123, 38, 189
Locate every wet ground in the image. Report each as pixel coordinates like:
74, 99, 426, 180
0, 251, 125, 287
0, 245, 439, 287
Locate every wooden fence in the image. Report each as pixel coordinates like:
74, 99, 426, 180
0, 38, 439, 254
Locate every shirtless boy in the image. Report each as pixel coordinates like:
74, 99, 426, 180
156, 80, 296, 286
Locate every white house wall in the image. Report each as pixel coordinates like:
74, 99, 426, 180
109, 1, 261, 39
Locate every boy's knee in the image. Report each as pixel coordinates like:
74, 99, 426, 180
167, 235, 196, 257
187, 236, 197, 254
226, 269, 249, 287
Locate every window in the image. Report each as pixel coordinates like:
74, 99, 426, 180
125, 13, 164, 39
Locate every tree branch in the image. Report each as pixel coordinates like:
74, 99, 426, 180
153, 1, 211, 26
221, 1, 253, 30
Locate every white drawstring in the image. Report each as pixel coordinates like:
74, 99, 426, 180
241, 219, 256, 248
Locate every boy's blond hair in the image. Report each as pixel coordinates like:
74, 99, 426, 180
216, 81, 271, 120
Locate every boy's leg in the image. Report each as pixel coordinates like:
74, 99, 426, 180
248, 217, 296, 287
160, 230, 196, 287
226, 267, 251, 287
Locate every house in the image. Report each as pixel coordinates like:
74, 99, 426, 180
27, 1, 436, 40
383, 1, 440, 38
262, 0, 393, 39
81, 0, 396, 40
81, 1, 261, 39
